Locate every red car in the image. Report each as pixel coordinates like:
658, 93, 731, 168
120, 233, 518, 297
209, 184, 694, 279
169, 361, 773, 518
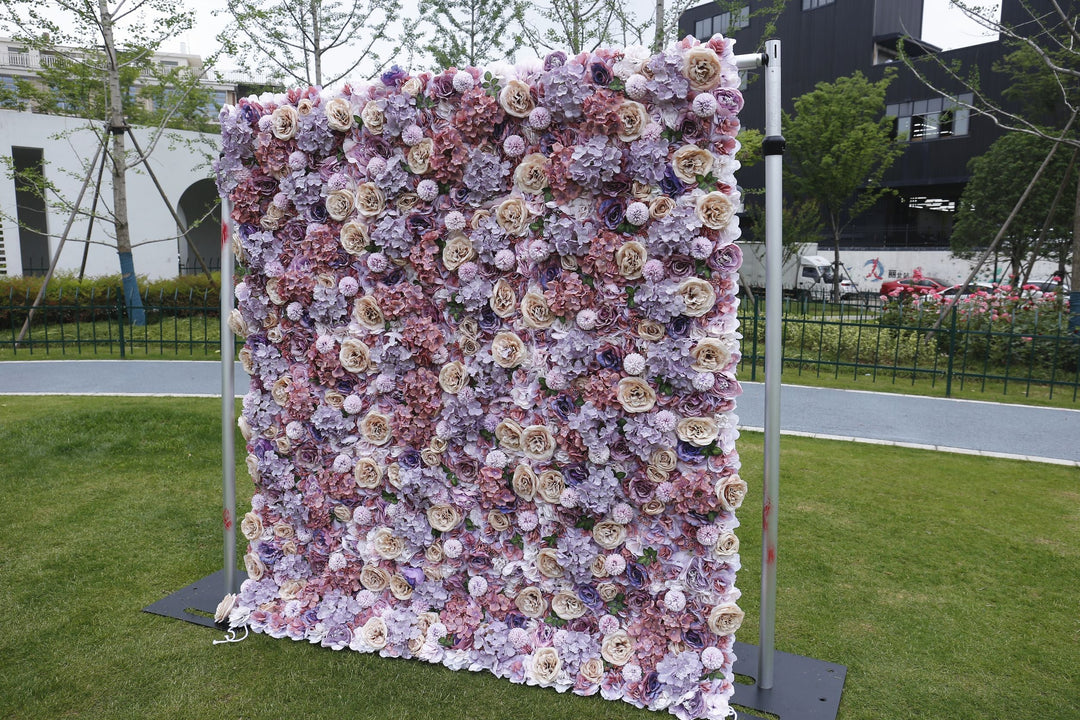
879, 276, 950, 297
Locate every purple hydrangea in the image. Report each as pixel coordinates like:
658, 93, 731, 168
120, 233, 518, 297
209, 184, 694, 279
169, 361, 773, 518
569, 137, 623, 186
538, 62, 590, 120
298, 111, 335, 155
462, 150, 511, 204
627, 137, 670, 185
646, 204, 702, 258
371, 214, 412, 258
375, 151, 411, 195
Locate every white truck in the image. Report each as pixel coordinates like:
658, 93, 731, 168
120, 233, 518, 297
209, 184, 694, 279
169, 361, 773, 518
738, 242, 860, 301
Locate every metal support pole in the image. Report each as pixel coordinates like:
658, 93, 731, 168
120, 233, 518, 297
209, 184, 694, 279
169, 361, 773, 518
760, 38, 784, 691
220, 199, 238, 595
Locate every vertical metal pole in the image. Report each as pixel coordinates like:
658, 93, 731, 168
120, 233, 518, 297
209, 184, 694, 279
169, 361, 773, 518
220, 199, 238, 595
760, 38, 784, 691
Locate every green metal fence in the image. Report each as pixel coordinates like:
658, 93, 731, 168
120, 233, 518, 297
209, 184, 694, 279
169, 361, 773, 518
738, 293, 1080, 401
2, 286, 230, 358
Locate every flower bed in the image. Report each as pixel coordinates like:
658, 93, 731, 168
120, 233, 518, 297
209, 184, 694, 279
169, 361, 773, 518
217, 37, 746, 720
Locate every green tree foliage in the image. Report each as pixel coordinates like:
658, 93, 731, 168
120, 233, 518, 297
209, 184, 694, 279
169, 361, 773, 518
421, 0, 525, 69
219, 0, 417, 86
783, 70, 904, 298
952, 129, 1076, 280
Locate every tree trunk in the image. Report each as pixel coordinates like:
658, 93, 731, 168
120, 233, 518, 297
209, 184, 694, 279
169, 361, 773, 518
100, 0, 145, 325
832, 223, 842, 302
311, 0, 322, 86
653, 0, 665, 53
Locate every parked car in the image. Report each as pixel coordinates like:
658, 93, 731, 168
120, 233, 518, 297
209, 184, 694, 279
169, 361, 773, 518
1021, 278, 1070, 299
940, 282, 995, 298
880, 276, 950, 297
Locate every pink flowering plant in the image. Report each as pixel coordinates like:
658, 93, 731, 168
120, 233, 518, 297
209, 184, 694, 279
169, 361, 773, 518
216, 36, 747, 720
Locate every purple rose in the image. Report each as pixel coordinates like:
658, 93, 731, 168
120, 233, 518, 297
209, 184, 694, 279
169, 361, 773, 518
563, 463, 588, 486
660, 166, 686, 197
589, 61, 612, 85
625, 561, 647, 588
380, 65, 408, 87
598, 198, 626, 230
708, 243, 742, 272
544, 51, 567, 70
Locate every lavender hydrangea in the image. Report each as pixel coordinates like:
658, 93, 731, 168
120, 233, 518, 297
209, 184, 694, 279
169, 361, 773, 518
569, 137, 623, 186
655, 650, 704, 698
646, 336, 695, 390
469, 216, 510, 265
538, 62, 590, 120
381, 92, 419, 137
626, 137, 671, 185
297, 111, 335, 155
462, 150, 511, 204
635, 280, 686, 323
311, 403, 354, 435
645, 51, 691, 112
543, 214, 595, 257
375, 151, 411, 195
547, 327, 598, 379
371, 214, 413, 258
646, 204, 702, 257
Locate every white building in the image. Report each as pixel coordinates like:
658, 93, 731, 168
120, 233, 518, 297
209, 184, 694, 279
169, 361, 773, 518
0, 39, 244, 279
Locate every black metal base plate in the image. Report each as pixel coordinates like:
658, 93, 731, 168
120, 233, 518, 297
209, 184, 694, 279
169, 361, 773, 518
731, 641, 846, 720
147, 573, 845, 719
143, 569, 248, 628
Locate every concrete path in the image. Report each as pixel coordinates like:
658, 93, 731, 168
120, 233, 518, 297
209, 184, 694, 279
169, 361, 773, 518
1, 360, 1077, 466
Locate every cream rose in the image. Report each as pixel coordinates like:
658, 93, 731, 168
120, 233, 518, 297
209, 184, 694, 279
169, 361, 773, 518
580, 657, 605, 684
360, 616, 389, 649
650, 448, 678, 472
684, 46, 724, 91
425, 540, 444, 564
361, 411, 392, 446
695, 190, 736, 230
356, 182, 386, 217
426, 504, 462, 532
590, 555, 609, 577
460, 337, 480, 356
491, 332, 527, 368
677, 277, 717, 317
401, 77, 423, 96
614, 241, 647, 280
339, 338, 371, 373
649, 195, 676, 219
677, 416, 720, 447
273, 522, 295, 539
439, 361, 469, 394
371, 527, 405, 559
228, 309, 249, 338
333, 505, 352, 522
597, 582, 619, 602
499, 79, 536, 117
512, 463, 538, 501
352, 295, 385, 331
520, 292, 554, 329
601, 631, 634, 666
521, 425, 556, 461
244, 552, 266, 581
340, 220, 370, 255
552, 590, 587, 620
708, 603, 745, 636
716, 474, 748, 511
296, 98, 313, 115
389, 573, 414, 600
324, 390, 345, 410
672, 144, 715, 183
532, 646, 562, 685
354, 457, 383, 489
324, 97, 354, 132
642, 499, 666, 515
442, 231, 476, 270
691, 337, 733, 372
615, 100, 650, 142
420, 447, 441, 467
616, 377, 657, 413
488, 509, 511, 532
495, 196, 531, 236
715, 530, 740, 558
407, 137, 434, 174
241, 511, 263, 540
270, 105, 299, 140
271, 375, 292, 406
538, 470, 565, 503
592, 521, 628, 550
637, 319, 666, 342
514, 153, 550, 195
536, 548, 565, 578
360, 564, 391, 591
215, 593, 237, 624
360, 100, 385, 134
386, 463, 402, 489
515, 586, 547, 618
458, 317, 480, 339
495, 418, 524, 450
265, 277, 284, 305
490, 279, 518, 318
279, 579, 305, 599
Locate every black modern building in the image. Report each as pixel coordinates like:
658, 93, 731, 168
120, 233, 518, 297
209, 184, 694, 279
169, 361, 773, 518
678, 0, 1052, 250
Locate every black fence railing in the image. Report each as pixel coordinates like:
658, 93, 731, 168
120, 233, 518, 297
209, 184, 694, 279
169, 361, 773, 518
738, 293, 1080, 401
2, 286, 233, 358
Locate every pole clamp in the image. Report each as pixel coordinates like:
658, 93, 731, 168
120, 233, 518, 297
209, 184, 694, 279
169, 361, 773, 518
762, 135, 786, 156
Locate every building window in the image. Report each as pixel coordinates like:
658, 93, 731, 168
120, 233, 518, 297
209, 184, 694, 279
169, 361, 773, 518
887, 93, 973, 142
803, 0, 835, 9
693, 6, 749, 41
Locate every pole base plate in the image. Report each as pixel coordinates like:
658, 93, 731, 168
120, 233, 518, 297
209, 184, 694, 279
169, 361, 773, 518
143, 569, 248, 628
731, 641, 846, 720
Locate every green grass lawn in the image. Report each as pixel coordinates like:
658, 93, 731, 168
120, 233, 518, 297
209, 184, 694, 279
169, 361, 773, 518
0, 397, 1077, 719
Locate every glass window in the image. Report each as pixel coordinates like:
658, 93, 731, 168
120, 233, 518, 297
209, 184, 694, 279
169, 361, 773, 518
695, 18, 712, 40
896, 116, 911, 141
953, 106, 970, 136
803, 0, 835, 8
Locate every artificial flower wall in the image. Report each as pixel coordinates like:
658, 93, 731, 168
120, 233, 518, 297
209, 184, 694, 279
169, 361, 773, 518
216, 35, 747, 720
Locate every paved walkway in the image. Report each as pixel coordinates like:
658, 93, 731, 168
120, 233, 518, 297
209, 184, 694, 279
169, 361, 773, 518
1, 360, 1077, 466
